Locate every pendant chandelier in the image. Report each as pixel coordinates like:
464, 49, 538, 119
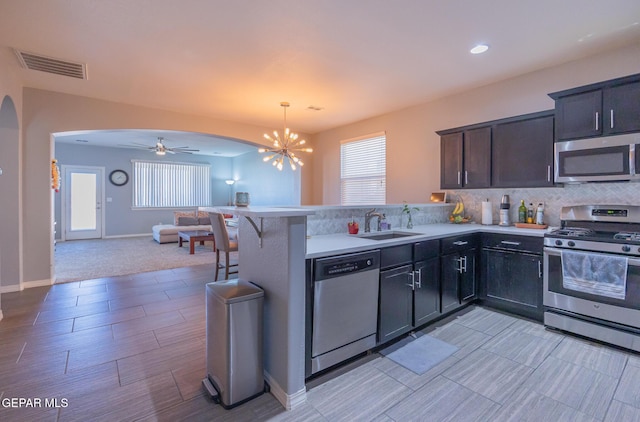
259, 102, 312, 171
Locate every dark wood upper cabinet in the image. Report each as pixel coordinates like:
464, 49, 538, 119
463, 127, 491, 188
603, 81, 640, 135
550, 74, 640, 140
554, 90, 602, 140
492, 114, 554, 188
440, 132, 463, 189
439, 128, 490, 189
438, 111, 553, 189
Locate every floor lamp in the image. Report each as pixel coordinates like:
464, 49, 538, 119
225, 180, 235, 205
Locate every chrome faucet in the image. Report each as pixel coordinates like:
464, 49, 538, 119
364, 208, 383, 232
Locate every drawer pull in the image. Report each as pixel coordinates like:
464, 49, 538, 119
500, 241, 521, 246
453, 241, 468, 246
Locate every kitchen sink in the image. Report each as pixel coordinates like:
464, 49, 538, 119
358, 231, 418, 241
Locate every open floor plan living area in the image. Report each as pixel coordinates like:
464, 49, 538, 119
2, 1, 640, 420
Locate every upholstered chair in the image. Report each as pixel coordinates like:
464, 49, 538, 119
208, 212, 239, 280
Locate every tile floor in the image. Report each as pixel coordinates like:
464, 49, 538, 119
1, 264, 639, 421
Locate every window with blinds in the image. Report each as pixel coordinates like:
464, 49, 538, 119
132, 160, 211, 208
340, 132, 386, 205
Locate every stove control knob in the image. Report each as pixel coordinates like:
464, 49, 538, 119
622, 245, 631, 253
568, 241, 575, 247
555, 240, 563, 246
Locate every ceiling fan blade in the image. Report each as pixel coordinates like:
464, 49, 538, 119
117, 144, 154, 150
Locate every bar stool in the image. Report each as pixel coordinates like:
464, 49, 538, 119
208, 212, 239, 280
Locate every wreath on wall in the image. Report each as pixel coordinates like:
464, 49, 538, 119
51, 159, 60, 192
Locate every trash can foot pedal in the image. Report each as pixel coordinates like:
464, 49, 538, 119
202, 378, 220, 403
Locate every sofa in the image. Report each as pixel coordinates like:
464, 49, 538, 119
152, 210, 236, 244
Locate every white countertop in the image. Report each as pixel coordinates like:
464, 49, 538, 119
306, 223, 555, 258
214, 206, 316, 218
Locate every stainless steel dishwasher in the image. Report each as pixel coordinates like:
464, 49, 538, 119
309, 250, 380, 375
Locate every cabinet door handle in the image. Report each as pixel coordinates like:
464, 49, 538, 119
547, 165, 551, 182
610, 109, 614, 129
595, 111, 599, 131
457, 257, 463, 274
538, 260, 542, 279
465, 171, 468, 185
500, 241, 521, 246
457, 171, 461, 186
415, 268, 422, 289
461, 256, 467, 273
407, 272, 415, 289
453, 241, 468, 246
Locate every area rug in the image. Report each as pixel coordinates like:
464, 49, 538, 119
54, 236, 236, 283
380, 334, 458, 375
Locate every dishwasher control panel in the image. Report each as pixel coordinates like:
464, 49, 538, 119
314, 250, 380, 281
324, 258, 373, 276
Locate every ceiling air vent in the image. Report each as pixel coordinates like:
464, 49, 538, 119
14, 49, 87, 80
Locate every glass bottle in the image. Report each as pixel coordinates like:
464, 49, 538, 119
518, 200, 527, 223
527, 203, 534, 224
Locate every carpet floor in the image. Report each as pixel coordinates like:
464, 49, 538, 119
54, 236, 236, 283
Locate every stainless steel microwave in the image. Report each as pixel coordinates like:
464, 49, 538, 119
554, 133, 640, 183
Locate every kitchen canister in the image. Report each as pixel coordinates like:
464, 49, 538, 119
235, 192, 250, 207
481, 200, 493, 225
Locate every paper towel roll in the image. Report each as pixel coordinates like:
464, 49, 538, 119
481, 201, 493, 225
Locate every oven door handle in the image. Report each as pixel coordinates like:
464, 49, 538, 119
544, 247, 640, 266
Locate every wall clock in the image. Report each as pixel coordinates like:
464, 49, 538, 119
109, 169, 129, 186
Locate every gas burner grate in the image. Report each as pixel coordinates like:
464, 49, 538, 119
614, 232, 640, 241
554, 227, 596, 237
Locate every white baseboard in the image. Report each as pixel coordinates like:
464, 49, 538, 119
0, 284, 21, 293
103, 233, 152, 239
57, 233, 152, 242
0, 278, 52, 293
264, 371, 307, 411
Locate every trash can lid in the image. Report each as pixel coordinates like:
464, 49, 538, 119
206, 279, 264, 303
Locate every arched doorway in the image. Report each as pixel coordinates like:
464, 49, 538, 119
0, 95, 21, 295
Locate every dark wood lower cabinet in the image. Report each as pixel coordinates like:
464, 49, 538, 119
441, 253, 461, 314
375, 233, 542, 348
379, 264, 414, 344
378, 242, 441, 344
441, 248, 477, 314
481, 244, 543, 321
413, 257, 440, 327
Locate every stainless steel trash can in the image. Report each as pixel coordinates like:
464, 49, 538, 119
203, 279, 264, 409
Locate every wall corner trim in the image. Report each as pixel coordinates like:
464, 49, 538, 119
263, 371, 307, 411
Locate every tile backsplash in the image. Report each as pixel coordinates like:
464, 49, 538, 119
306, 204, 453, 235
450, 181, 640, 228
305, 182, 638, 235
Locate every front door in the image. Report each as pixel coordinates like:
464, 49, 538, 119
63, 165, 104, 240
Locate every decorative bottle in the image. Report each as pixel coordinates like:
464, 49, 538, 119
518, 200, 527, 223
536, 203, 544, 225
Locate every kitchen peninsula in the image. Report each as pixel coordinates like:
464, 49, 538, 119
223, 203, 552, 411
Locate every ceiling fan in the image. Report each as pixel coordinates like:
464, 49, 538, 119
125, 137, 200, 155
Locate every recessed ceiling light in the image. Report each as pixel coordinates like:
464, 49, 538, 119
470, 44, 489, 54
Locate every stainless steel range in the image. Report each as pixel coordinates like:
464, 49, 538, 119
544, 205, 640, 352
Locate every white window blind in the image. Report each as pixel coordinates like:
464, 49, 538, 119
340, 133, 386, 205
132, 160, 211, 208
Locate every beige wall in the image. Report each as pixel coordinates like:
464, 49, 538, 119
20, 90, 313, 285
0, 48, 24, 300
310, 42, 640, 205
